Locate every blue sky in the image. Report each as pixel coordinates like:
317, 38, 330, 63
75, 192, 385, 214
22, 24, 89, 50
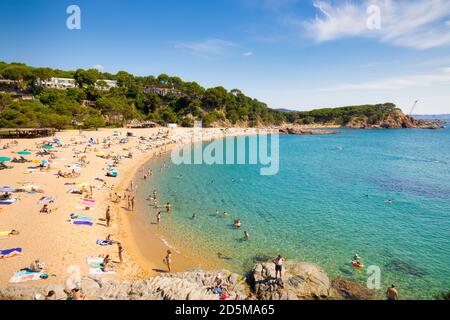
1, 0, 450, 114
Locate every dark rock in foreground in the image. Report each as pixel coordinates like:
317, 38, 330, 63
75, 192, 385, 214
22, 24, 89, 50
331, 279, 374, 300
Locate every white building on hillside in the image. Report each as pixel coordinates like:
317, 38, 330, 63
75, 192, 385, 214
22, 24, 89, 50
36, 78, 118, 90
95, 79, 118, 90
37, 77, 76, 89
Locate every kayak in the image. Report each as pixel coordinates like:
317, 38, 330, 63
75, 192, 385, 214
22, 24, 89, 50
352, 261, 364, 269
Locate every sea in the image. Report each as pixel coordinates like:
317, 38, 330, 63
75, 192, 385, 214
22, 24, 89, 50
135, 126, 450, 300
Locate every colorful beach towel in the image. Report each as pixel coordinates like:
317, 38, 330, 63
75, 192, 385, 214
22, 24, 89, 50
87, 257, 115, 275
8, 270, 45, 284
70, 214, 92, 221
0, 198, 17, 205
82, 199, 96, 207
0, 230, 13, 240
68, 220, 93, 227
0, 248, 23, 259
96, 240, 113, 246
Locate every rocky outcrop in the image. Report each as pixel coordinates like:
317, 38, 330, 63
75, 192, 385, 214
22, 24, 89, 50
250, 261, 334, 300
0, 262, 374, 301
0, 269, 248, 301
345, 109, 444, 129
331, 279, 374, 300
279, 127, 338, 135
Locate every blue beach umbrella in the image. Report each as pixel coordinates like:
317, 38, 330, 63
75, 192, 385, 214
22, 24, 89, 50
0, 186, 16, 193
0, 157, 12, 162
18, 151, 32, 155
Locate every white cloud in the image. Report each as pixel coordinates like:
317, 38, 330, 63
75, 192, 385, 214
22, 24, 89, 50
243, 51, 254, 57
93, 64, 104, 71
304, 0, 450, 49
322, 67, 450, 91
174, 39, 236, 57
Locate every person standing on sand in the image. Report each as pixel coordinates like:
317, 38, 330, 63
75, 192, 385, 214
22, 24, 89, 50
386, 285, 399, 300
117, 242, 124, 264
130, 196, 135, 211
273, 255, 284, 279
105, 206, 111, 227
164, 250, 172, 272
156, 212, 161, 224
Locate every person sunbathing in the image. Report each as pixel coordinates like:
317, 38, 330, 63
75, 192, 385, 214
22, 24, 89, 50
28, 259, 45, 272
64, 288, 85, 300
102, 255, 114, 272
40, 204, 52, 214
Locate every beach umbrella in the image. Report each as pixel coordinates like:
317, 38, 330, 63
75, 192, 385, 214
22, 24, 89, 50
32, 159, 41, 163
0, 157, 12, 162
42, 145, 54, 150
17, 151, 32, 155
0, 187, 16, 193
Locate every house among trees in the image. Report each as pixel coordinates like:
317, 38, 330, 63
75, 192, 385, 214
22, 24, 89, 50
95, 79, 118, 90
35, 77, 117, 90
142, 86, 183, 97
36, 77, 77, 89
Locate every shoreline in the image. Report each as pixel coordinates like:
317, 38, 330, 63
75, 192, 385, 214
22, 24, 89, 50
0, 127, 274, 287
112, 128, 276, 279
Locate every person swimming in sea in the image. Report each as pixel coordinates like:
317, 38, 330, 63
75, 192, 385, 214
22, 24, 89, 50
244, 231, 250, 241
191, 213, 197, 220
353, 253, 361, 262
233, 219, 242, 228
217, 252, 232, 260
386, 199, 393, 204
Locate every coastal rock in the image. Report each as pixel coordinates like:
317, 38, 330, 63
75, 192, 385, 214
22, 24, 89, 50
344, 109, 444, 129
330, 279, 374, 300
250, 261, 334, 300
279, 127, 338, 135
0, 270, 247, 301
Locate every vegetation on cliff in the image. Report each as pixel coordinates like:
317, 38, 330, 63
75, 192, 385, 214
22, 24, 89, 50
0, 61, 426, 129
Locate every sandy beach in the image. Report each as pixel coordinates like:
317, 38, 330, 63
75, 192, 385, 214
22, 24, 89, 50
0, 127, 269, 287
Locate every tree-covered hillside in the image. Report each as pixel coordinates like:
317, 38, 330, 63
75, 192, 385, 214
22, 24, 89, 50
0, 61, 403, 129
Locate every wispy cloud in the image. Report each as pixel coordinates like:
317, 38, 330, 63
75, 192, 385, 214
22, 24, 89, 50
174, 39, 236, 57
321, 67, 450, 91
243, 51, 254, 57
304, 0, 450, 49
93, 64, 104, 71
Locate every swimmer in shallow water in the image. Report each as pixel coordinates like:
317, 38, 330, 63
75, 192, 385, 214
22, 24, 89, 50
217, 252, 232, 260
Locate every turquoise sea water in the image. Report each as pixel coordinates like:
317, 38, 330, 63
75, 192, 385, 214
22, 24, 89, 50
137, 127, 450, 299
